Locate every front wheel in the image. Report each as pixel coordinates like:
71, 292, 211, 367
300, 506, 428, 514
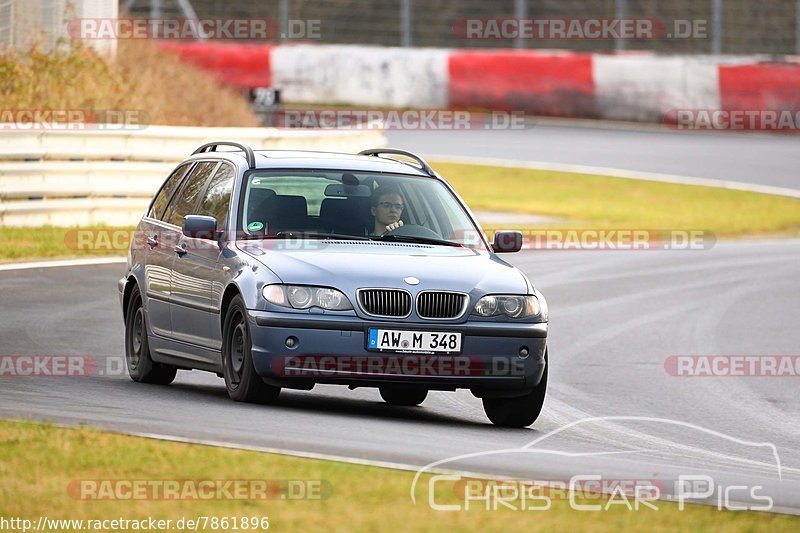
482, 351, 548, 427
222, 295, 281, 404
125, 285, 177, 385
379, 386, 428, 406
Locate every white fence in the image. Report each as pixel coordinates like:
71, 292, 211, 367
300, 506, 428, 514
0, 126, 386, 226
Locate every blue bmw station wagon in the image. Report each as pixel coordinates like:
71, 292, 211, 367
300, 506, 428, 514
119, 143, 549, 427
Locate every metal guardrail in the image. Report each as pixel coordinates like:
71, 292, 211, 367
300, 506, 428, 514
0, 125, 386, 226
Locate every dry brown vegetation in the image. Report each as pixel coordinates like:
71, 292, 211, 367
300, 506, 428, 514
0, 39, 259, 127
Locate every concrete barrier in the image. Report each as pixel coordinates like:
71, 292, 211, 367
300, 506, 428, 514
449, 49, 596, 117
592, 55, 722, 122
162, 41, 800, 128
271, 44, 449, 109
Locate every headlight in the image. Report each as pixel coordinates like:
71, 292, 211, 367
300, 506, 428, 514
263, 284, 353, 311
474, 295, 498, 316
287, 286, 313, 308
472, 294, 543, 319
533, 288, 548, 322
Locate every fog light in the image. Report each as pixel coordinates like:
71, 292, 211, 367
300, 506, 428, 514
285, 336, 298, 349
518, 346, 529, 359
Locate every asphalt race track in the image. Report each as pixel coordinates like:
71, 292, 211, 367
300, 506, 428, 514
387, 123, 800, 190
2, 124, 800, 513
2, 240, 800, 512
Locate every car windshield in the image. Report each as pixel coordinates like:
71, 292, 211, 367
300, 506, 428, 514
239, 170, 487, 249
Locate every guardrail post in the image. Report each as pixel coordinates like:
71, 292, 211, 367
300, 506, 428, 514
400, 0, 412, 47
0, 0, 14, 47
150, 0, 162, 19
514, 0, 527, 49
279, 0, 289, 42
796, 0, 800, 54
614, 0, 628, 52
711, 0, 723, 54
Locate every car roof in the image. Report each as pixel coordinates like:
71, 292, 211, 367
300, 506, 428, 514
185, 149, 434, 177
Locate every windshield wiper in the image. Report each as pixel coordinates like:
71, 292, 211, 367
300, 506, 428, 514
269, 231, 370, 241
372, 234, 463, 247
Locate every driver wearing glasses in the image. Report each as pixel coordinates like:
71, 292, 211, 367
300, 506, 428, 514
370, 186, 405, 236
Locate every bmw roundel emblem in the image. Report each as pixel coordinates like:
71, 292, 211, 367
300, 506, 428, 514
404, 277, 420, 285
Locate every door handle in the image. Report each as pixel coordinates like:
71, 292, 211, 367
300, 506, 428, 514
146, 235, 158, 248
174, 245, 187, 257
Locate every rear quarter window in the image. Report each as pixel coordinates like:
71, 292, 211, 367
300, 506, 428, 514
250, 175, 332, 216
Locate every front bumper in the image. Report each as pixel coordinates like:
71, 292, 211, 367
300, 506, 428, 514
248, 310, 547, 394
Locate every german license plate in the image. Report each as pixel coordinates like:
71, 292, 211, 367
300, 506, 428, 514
367, 328, 462, 354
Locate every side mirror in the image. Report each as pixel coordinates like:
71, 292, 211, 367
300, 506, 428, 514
183, 215, 217, 240
492, 231, 523, 253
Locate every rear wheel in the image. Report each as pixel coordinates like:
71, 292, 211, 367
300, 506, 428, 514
125, 285, 177, 385
379, 386, 428, 406
222, 295, 281, 404
483, 351, 548, 427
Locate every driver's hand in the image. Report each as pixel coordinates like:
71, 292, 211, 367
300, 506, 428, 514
384, 220, 404, 233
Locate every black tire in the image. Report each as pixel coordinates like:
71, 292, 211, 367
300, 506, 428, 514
222, 295, 281, 404
125, 285, 177, 385
482, 351, 548, 428
379, 386, 428, 406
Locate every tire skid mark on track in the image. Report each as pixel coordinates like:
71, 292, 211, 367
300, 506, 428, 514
688, 277, 800, 440
535, 394, 800, 479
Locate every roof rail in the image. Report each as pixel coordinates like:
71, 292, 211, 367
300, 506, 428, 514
358, 148, 435, 176
192, 142, 256, 169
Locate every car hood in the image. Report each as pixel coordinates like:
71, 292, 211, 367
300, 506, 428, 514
237, 240, 529, 295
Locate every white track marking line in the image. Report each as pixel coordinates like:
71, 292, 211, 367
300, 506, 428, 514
0, 256, 126, 272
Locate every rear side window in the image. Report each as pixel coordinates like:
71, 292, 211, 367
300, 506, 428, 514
165, 162, 218, 227
197, 164, 235, 229
148, 163, 191, 220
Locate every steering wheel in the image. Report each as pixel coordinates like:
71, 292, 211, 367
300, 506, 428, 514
382, 223, 442, 240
